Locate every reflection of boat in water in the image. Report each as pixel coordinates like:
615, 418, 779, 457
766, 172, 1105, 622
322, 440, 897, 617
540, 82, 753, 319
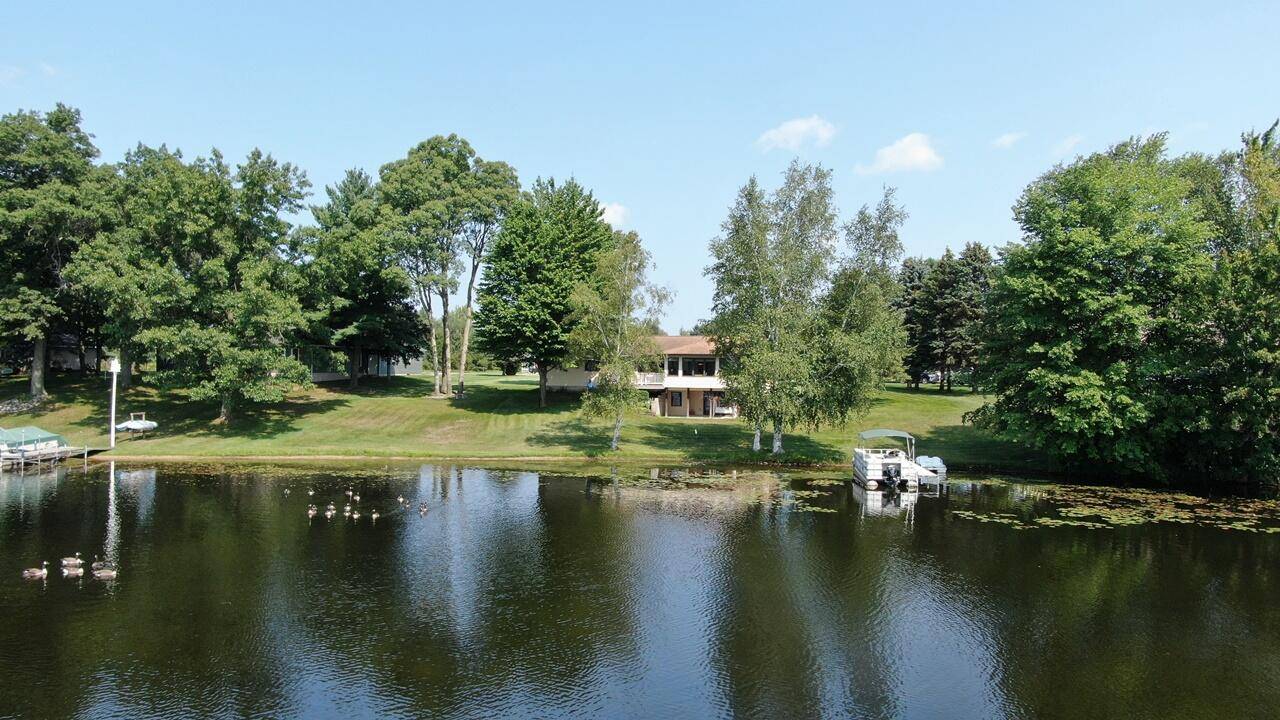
852, 429, 940, 490
850, 484, 919, 517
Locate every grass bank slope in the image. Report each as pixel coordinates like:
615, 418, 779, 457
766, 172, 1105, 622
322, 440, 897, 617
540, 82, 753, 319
0, 371, 1048, 473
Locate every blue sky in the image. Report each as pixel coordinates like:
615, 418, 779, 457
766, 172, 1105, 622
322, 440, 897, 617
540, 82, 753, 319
5, 1, 1277, 331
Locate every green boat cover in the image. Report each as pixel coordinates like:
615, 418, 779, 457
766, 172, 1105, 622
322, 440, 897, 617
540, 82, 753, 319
0, 426, 67, 449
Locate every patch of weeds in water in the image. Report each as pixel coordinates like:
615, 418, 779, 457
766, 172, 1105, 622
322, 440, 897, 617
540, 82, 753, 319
951, 483, 1280, 533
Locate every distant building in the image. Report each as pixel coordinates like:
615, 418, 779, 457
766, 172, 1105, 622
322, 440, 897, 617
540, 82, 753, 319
546, 336, 736, 418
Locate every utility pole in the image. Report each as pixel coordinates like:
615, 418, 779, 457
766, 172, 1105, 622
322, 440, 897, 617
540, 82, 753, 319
109, 357, 120, 449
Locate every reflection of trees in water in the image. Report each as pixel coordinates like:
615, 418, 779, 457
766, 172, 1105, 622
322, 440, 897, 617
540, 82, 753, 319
276, 466, 644, 716
901, 482, 1280, 719
701, 502, 904, 718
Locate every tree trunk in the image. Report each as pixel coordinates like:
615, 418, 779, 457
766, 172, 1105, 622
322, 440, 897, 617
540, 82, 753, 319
771, 420, 784, 455
537, 363, 549, 408
752, 425, 762, 452
458, 262, 481, 397
94, 342, 103, 374
438, 290, 453, 396
419, 287, 442, 396
347, 347, 361, 388
611, 414, 623, 451
30, 336, 48, 401
119, 346, 133, 390
219, 396, 233, 424
77, 343, 87, 378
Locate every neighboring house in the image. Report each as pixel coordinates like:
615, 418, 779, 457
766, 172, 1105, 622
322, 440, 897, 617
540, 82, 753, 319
289, 345, 400, 383
546, 335, 737, 418
48, 332, 99, 372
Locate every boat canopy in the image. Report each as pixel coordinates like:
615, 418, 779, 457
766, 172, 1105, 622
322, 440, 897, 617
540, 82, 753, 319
0, 426, 67, 450
857, 428, 915, 458
858, 429, 914, 441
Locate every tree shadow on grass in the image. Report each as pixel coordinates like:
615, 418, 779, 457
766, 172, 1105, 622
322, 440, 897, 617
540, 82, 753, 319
525, 417, 616, 457
45, 375, 351, 443
913, 423, 1056, 475
313, 375, 435, 398
448, 385, 581, 417
527, 415, 846, 464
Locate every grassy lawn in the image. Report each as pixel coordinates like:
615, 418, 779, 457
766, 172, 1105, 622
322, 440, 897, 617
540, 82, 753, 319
0, 370, 1050, 473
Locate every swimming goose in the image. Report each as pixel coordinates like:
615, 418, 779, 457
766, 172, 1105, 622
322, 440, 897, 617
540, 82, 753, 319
22, 562, 48, 580
352, 510, 361, 520
397, 495, 405, 505
283, 488, 291, 496
61, 552, 84, 568
307, 504, 318, 518
91, 556, 114, 572
371, 510, 380, 521
93, 567, 118, 581
308, 489, 315, 496
353, 493, 361, 502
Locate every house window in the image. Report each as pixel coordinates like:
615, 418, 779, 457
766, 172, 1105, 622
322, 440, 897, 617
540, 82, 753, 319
584, 360, 599, 371
670, 391, 683, 407
681, 358, 716, 376
667, 358, 679, 375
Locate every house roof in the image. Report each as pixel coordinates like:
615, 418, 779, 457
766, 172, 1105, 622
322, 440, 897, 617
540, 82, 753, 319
653, 335, 715, 355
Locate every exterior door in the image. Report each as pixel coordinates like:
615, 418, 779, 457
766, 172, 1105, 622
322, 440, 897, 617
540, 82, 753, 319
703, 394, 711, 416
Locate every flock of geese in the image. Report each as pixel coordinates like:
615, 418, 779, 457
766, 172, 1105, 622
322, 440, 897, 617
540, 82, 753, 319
20, 485, 429, 582
294, 486, 430, 524
22, 552, 118, 582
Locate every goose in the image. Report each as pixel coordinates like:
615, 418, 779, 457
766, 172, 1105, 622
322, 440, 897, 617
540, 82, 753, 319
93, 567, 118, 581
344, 504, 352, 513
283, 488, 291, 496
307, 505, 318, 518
352, 510, 361, 520
308, 489, 315, 497
345, 488, 354, 498
397, 495, 405, 505
326, 502, 336, 511
61, 552, 84, 568
353, 493, 361, 503
418, 502, 429, 516
22, 561, 48, 580
371, 509, 380, 521
91, 556, 113, 572
63, 565, 85, 578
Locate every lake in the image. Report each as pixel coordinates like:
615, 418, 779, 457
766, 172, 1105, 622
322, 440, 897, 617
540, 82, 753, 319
1, 462, 1278, 719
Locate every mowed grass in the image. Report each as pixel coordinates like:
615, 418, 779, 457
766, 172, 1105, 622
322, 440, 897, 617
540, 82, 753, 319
0, 370, 1049, 472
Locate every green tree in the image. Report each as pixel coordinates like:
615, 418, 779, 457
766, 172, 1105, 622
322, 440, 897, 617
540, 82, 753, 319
921, 248, 966, 391
955, 242, 994, 390
299, 169, 424, 388
0, 104, 105, 399
895, 256, 935, 387
708, 162, 843, 454
569, 230, 668, 450
970, 136, 1214, 475
133, 149, 313, 422
378, 136, 518, 396
473, 178, 613, 407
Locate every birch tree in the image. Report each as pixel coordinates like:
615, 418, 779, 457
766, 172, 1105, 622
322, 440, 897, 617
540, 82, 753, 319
569, 230, 668, 450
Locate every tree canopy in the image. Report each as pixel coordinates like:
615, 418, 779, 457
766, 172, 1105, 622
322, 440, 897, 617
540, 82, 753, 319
473, 178, 613, 407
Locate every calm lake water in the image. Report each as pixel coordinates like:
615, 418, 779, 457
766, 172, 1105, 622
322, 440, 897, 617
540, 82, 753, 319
1, 462, 1278, 720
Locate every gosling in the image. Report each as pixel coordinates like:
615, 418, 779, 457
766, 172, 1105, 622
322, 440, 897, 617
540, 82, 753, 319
22, 561, 48, 580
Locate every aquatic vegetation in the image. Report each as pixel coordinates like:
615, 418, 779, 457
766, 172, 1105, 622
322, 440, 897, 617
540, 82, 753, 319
950, 483, 1280, 533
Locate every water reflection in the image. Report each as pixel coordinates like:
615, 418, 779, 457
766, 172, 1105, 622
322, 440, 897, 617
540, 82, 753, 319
1, 463, 1278, 719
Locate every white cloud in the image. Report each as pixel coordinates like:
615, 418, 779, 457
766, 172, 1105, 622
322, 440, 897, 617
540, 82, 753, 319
1052, 134, 1084, 158
755, 115, 837, 152
855, 133, 943, 175
0, 65, 23, 86
39, 62, 57, 77
992, 131, 1027, 149
600, 202, 629, 228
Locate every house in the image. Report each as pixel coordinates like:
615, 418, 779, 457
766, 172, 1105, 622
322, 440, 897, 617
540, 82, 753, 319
546, 335, 737, 418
